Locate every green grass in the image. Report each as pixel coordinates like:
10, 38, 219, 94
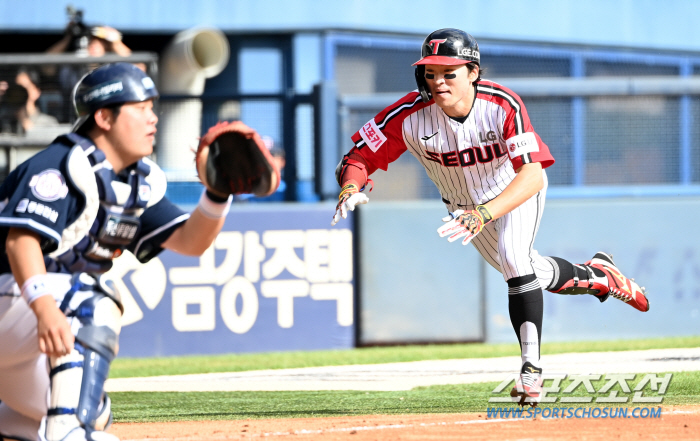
109, 336, 700, 423
111, 336, 700, 378
111, 371, 700, 423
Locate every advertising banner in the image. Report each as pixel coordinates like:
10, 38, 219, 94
110, 204, 355, 357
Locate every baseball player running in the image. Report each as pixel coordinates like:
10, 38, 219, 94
0, 63, 278, 441
332, 28, 649, 407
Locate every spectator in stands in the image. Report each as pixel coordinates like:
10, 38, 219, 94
46, 24, 133, 58
0, 83, 26, 134
45, 23, 144, 123
0, 69, 59, 135
14, 68, 59, 135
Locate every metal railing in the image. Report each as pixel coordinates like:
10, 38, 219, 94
0, 53, 158, 179
337, 75, 700, 200
325, 31, 700, 200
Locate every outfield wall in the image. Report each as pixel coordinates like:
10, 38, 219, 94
113, 204, 355, 357
358, 197, 700, 345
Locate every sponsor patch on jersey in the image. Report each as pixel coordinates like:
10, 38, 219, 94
505, 132, 539, 159
101, 214, 140, 244
359, 119, 387, 153
28, 169, 69, 202
15, 198, 59, 223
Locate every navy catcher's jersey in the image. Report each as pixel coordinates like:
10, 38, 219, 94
0, 134, 189, 274
348, 81, 555, 212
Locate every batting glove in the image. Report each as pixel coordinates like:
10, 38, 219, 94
332, 183, 369, 226
437, 205, 493, 245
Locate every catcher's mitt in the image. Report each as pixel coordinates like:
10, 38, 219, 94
196, 121, 280, 198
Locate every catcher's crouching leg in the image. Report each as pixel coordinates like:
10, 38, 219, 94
46, 278, 122, 441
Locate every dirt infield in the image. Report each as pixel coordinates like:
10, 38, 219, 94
110, 405, 700, 441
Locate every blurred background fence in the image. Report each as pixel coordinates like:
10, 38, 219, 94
0, 53, 157, 179
3, 32, 699, 202
330, 34, 700, 202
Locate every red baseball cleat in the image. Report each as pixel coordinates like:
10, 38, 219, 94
586, 252, 650, 312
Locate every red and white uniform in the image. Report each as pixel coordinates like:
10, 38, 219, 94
348, 80, 556, 283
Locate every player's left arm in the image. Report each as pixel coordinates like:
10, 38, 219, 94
439, 85, 552, 245
161, 202, 227, 256
437, 162, 544, 245
440, 124, 550, 245
482, 162, 543, 220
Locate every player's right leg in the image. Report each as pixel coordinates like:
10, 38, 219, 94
0, 277, 54, 441
0, 272, 122, 441
471, 195, 546, 407
45, 274, 122, 441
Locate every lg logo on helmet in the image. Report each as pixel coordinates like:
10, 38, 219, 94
458, 48, 480, 60
429, 39, 480, 60
429, 39, 447, 54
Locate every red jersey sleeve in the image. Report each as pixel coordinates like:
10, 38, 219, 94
477, 81, 555, 171
348, 91, 429, 175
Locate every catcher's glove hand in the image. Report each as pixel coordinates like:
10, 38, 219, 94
331, 182, 369, 226
196, 121, 280, 198
437, 205, 493, 245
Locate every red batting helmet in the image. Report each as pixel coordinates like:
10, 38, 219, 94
413, 28, 480, 66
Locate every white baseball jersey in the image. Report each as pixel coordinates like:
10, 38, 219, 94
348, 80, 557, 282
351, 79, 554, 213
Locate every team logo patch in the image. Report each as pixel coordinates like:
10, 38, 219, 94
505, 132, 539, 159
359, 119, 387, 153
429, 38, 447, 54
29, 169, 69, 202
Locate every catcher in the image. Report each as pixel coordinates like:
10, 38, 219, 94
0, 62, 278, 441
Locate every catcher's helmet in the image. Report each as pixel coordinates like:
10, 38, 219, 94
71, 62, 159, 132
412, 28, 480, 66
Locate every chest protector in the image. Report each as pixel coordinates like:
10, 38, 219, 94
46, 133, 153, 274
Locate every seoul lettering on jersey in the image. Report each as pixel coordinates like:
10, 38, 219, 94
423, 143, 509, 168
